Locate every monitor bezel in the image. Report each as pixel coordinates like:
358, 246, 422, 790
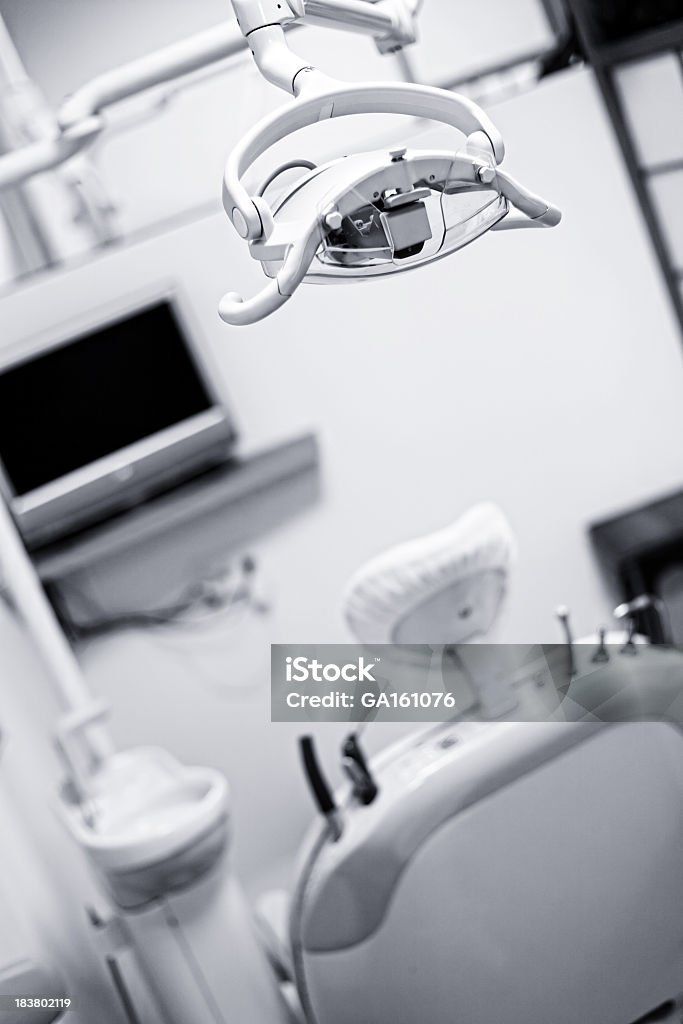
0, 283, 236, 510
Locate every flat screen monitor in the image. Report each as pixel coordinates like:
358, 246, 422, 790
0, 289, 236, 547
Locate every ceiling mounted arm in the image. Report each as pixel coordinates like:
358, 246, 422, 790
302, 0, 421, 49
58, 20, 249, 129
0, 20, 255, 191
230, 0, 423, 96
232, 0, 420, 51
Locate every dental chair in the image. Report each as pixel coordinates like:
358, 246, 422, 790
286, 505, 683, 1024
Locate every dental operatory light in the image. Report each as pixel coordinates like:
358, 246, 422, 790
220, 0, 562, 325
0, 1, 561, 327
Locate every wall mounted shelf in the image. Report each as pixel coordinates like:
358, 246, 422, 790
30, 433, 320, 626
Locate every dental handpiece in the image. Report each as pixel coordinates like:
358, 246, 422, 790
300, 736, 343, 841
556, 605, 577, 678
592, 626, 610, 664
342, 733, 379, 806
621, 617, 638, 655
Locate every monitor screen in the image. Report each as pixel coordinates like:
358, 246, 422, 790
0, 300, 214, 497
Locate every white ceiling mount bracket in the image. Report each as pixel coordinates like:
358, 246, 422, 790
229, 0, 423, 96
231, 0, 303, 36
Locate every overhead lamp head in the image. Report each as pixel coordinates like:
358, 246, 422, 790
219, 82, 561, 325
260, 147, 510, 283
220, 0, 561, 326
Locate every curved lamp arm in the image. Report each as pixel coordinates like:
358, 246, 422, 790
0, 117, 102, 191
219, 279, 290, 326
223, 80, 505, 241
219, 81, 507, 325
219, 224, 321, 325
493, 168, 562, 229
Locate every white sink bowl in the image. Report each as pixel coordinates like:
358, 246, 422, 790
61, 747, 229, 875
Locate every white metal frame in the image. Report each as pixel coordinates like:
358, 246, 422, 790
0, 1, 420, 194
0, 21, 247, 191
0, 495, 113, 792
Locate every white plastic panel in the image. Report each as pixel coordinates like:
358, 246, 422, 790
406, 0, 554, 87
648, 169, 683, 270
302, 724, 683, 1024
615, 54, 683, 168
659, 564, 683, 646
0, 214, 19, 286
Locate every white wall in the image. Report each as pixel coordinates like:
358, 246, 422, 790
0, 4, 682, 1019
0, 0, 553, 102
2, 62, 683, 865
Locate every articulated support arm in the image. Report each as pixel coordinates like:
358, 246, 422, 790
58, 21, 248, 129
0, 1, 419, 191
232, 0, 421, 51
231, 0, 422, 95
0, 20, 253, 191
